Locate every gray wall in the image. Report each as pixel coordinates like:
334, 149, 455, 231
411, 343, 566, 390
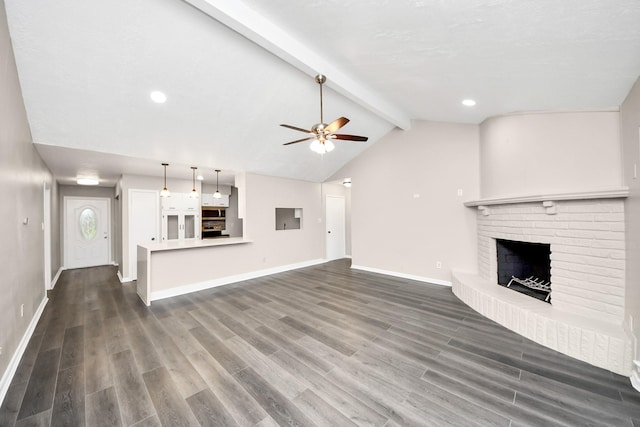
621, 76, 640, 359
329, 121, 480, 282
480, 111, 622, 198
0, 0, 58, 393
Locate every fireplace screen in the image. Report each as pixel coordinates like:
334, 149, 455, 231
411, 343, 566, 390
496, 239, 551, 303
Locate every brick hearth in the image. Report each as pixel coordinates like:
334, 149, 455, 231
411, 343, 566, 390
454, 191, 633, 375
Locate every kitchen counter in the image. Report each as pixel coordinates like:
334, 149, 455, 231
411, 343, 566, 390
139, 236, 248, 253
137, 237, 252, 305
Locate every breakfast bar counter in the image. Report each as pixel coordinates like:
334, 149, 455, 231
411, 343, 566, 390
137, 237, 252, 305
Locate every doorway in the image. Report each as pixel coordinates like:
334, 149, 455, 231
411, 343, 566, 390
64, 197, 111, 269
325, 195, 346, 260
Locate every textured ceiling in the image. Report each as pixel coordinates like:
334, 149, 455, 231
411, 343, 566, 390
5, 0, 640, 185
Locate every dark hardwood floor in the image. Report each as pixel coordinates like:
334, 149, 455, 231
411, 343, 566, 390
2, 259, 640, 426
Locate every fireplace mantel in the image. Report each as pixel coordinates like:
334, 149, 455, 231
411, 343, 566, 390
464, 187, 629, 207
453, 194, 632, 375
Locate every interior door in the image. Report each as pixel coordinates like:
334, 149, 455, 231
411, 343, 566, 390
326, 195, 346, 260
129, 189, 159, 280
64, 197, 111, 269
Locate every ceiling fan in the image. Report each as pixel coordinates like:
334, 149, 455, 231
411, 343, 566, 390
281, 74, 368, 154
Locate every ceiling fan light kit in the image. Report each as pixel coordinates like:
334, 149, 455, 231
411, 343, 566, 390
281, 74, 368, 154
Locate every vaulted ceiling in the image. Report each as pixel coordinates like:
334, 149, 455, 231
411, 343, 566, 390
5, 0, 640, 185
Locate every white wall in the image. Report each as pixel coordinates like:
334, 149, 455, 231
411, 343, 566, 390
621, 76, 640, 358
0, 0, 57, 400
149, 173, 324, 292
329, 121, 480, 283
480, 111, 623, 198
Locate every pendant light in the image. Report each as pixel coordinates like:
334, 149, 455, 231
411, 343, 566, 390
190, 166, 199, 198
160, 163, 170, 197
213, 169, 222, 199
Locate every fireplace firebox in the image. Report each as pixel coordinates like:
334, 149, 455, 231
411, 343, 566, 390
496, 239, 551, 303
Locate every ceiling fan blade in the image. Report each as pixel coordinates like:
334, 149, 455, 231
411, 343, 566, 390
324, 117, 349, 134
332, 134, 368, 142
283, 136, 315, 146
280, 124, 312, 133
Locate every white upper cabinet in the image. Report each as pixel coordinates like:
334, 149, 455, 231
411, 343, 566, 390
202, 193, 229, 207
161, 193, 200, 211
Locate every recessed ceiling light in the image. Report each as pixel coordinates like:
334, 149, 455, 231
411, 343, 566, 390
77, 177, 99, 186
150, 91, 167, 103
462, 99, 476, 107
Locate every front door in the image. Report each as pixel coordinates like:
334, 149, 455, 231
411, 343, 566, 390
64, 197, 111, 269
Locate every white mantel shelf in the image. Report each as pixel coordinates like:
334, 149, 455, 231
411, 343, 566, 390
464, 187, 629, 207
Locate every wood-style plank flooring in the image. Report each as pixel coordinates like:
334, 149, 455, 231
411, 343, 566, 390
2, 259, 640, 426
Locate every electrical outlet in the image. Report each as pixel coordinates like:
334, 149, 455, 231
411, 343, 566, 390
413, 193, 420, 198
21, 304, 24, 317
457, 189, 463, 196
436, 261, 442, 269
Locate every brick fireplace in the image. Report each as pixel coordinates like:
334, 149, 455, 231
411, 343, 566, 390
453, 190, 633, 375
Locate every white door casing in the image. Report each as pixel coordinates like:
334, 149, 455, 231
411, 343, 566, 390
43, 184, 52, 289
325, 195, 346, 260
64, 197, 111, 269
129, 189, 159, 280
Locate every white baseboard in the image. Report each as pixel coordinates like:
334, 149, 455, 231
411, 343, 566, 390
632, 361, 640, 392
350, 264, 452, 287
118, 271, 133, 284
0, 296, 48, 406
150, 258, 326, 302
50, 267, 65, 290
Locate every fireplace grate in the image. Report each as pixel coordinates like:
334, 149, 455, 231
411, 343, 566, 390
507, 275, 551, 301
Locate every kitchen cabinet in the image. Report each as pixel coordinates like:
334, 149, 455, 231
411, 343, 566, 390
201, 193, 229, 207
161, 193, 199, 241
162, 211, 199, 241
161, 193, 200, 211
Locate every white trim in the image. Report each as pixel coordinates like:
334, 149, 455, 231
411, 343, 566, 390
0, 297, 48, 406
50, 267, 65, 290
464, 187, 629, 207
117, 271, 134, 284
43, 183, 52, 290
632, 360, 640, 392
150, 258, 326, 302
351, 264, 452, 287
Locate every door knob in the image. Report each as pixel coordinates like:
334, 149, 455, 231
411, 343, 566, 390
328, 231, 331, 234
151, 237, 155, 241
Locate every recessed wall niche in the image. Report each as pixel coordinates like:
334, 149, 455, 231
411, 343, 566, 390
275, 208, 302, 230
